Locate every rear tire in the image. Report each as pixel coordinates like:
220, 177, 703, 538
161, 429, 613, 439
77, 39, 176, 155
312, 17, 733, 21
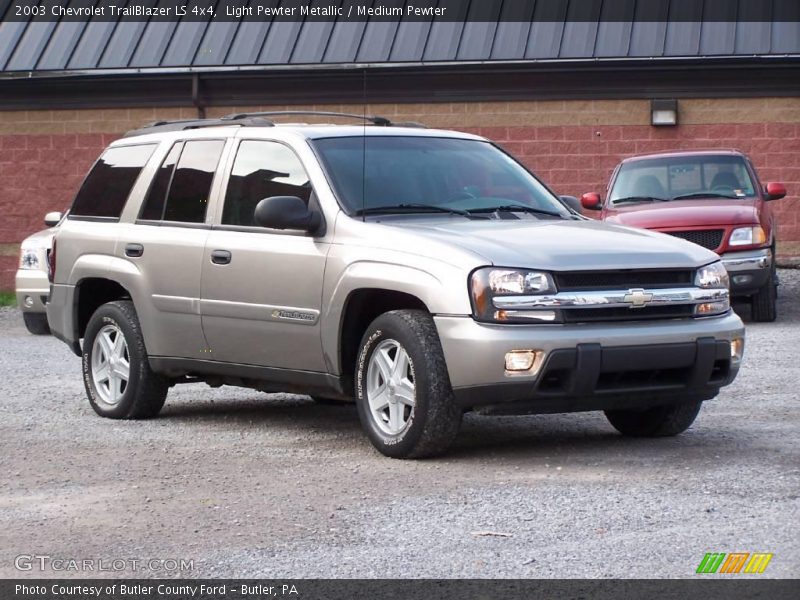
751, 264, 777, 322
23, 312, 50, 335
605, 400, 703, 437
355, 310, 461, 459
82, 300, 168, 419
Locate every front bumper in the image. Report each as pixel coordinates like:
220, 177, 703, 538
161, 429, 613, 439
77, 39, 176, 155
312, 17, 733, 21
15, 268, 50, 313
434, 311, 744, 413
721, 248, 772, 296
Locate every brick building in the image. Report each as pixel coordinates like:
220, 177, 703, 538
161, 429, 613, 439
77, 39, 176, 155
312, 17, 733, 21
1, 1, 799, 289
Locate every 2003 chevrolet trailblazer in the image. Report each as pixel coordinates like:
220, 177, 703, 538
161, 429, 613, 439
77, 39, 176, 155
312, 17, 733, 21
46, 113, 745, 458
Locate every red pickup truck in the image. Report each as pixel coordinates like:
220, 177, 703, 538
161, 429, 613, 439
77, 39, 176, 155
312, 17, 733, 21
581, 150, 787, 322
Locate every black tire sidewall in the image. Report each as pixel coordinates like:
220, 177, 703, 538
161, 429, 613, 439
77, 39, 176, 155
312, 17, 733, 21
23, 312, 50, 335
82, 303, 144, 419
752, 263, 777, 322
355, 316, 433, 458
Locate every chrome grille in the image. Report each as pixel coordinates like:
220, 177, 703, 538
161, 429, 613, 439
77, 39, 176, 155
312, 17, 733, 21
665, 229, 724, 251
503, 270, 725, 324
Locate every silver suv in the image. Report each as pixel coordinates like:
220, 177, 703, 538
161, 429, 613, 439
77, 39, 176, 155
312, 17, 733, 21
47, 112, 745, 458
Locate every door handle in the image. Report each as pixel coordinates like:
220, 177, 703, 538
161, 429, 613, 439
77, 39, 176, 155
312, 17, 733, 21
210, 249, 232, 265
125, 243, 144, 258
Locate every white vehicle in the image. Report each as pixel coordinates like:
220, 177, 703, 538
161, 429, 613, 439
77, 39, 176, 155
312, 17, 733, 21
15, 212, 62, 335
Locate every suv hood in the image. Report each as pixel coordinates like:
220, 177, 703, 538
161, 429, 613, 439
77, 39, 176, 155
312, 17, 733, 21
605, 198, 758, 228
384, 217, 718, 270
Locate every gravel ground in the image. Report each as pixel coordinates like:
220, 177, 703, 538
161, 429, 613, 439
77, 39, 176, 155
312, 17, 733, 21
1, 272, 798, 579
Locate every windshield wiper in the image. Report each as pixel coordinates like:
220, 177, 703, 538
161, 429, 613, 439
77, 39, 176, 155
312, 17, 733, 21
671, 192, 740, 200
612, 196, 670, 205
466, 204, 563, 218
354, 203, 475, 217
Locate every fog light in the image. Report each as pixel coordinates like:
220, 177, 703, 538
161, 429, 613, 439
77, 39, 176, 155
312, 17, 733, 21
732, 274, 753, 286
24, 295, 34, 308
496, 309, 557, 322
730, 338, 744, 360
504, 350, 545, 376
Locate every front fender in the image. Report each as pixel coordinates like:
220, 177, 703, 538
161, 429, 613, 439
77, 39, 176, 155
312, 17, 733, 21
320, 260, 467, 374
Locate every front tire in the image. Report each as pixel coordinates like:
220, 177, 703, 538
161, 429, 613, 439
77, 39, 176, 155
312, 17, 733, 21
751, 264, 777, 322
605, 400, 703, 437
23, 312, 50, 335
355, 310, 461, 458
82, 300, 168, 419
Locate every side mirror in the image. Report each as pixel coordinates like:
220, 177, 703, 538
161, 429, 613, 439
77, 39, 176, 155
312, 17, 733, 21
44, 211, 63, 227
254, 196, 321, 232
580, 193, 602, 210
765, 182, 786, 201
559, 195, 582, 213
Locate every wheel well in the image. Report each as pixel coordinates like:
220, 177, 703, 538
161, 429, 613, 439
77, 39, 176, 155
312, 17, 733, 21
76, 278, 131, 338
339, 289, 428, 396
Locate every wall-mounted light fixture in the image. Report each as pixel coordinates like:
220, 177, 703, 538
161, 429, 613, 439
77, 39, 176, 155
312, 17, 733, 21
651, 98, 678, 126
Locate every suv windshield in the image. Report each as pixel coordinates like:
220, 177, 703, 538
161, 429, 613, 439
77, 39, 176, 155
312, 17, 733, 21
312, 136, 570, 218
609, 155, 756, 204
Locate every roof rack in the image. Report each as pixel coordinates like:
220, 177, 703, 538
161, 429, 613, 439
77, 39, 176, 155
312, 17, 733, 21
122, 111, 427, 138
220, 110, 395, 126
122, 116, 275, 138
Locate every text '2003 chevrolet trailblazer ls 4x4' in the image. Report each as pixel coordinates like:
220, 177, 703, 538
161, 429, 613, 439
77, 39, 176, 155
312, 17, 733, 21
47, 113, 745, 458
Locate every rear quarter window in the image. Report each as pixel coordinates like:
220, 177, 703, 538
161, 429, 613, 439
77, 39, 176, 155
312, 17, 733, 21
70, 144, 157, 219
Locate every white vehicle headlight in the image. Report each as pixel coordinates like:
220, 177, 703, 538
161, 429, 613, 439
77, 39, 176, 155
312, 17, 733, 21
695, 261, 729, 289
471, 268, 557, 323
19, 248, 40, 270
729, 226, 766, 247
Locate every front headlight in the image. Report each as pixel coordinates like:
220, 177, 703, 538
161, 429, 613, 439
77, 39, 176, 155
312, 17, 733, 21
694, 261, 730, 316
470, 268, 557, 323
695, 261, 729, 289
19, 248, 40, 270
729, 226, 767, 247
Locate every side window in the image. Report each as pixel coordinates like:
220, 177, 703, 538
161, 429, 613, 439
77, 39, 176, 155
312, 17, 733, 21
139, 140, 225, 223
222, 140, 312, 227
71, 144, 156, 219
140, 142, 182, 220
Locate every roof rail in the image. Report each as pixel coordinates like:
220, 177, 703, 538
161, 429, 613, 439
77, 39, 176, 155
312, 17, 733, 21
221, 110, 395, 126
122, 111, 428, 138
122, 116, 275, 138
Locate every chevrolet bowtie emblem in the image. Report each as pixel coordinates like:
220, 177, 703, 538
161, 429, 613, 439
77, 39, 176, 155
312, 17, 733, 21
623, 288, 654, 308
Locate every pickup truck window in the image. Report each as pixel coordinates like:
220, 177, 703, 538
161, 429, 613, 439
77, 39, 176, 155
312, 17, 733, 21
71, 143, 156, 219
610, 155, 757, 203
312, 136, 568, 217
222, 140, 312, 227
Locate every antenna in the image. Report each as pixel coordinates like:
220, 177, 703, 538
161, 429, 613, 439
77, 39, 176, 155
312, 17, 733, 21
362, 69, 367, 222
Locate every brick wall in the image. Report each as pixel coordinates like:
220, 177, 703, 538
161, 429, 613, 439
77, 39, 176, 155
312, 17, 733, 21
1, 98, 798, 289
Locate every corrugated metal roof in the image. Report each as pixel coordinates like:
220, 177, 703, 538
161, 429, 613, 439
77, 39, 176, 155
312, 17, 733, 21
1, 0, 799, 75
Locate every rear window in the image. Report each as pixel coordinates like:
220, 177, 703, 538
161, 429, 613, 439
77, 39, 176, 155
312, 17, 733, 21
71, 144, 156, 219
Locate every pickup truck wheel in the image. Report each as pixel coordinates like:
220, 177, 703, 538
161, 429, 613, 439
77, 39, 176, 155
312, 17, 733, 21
23, 312, 50, 335
604, 400, 703, 437
751, 264, 777, 322
356, 310, 461, 458
83, 300, 168, 419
